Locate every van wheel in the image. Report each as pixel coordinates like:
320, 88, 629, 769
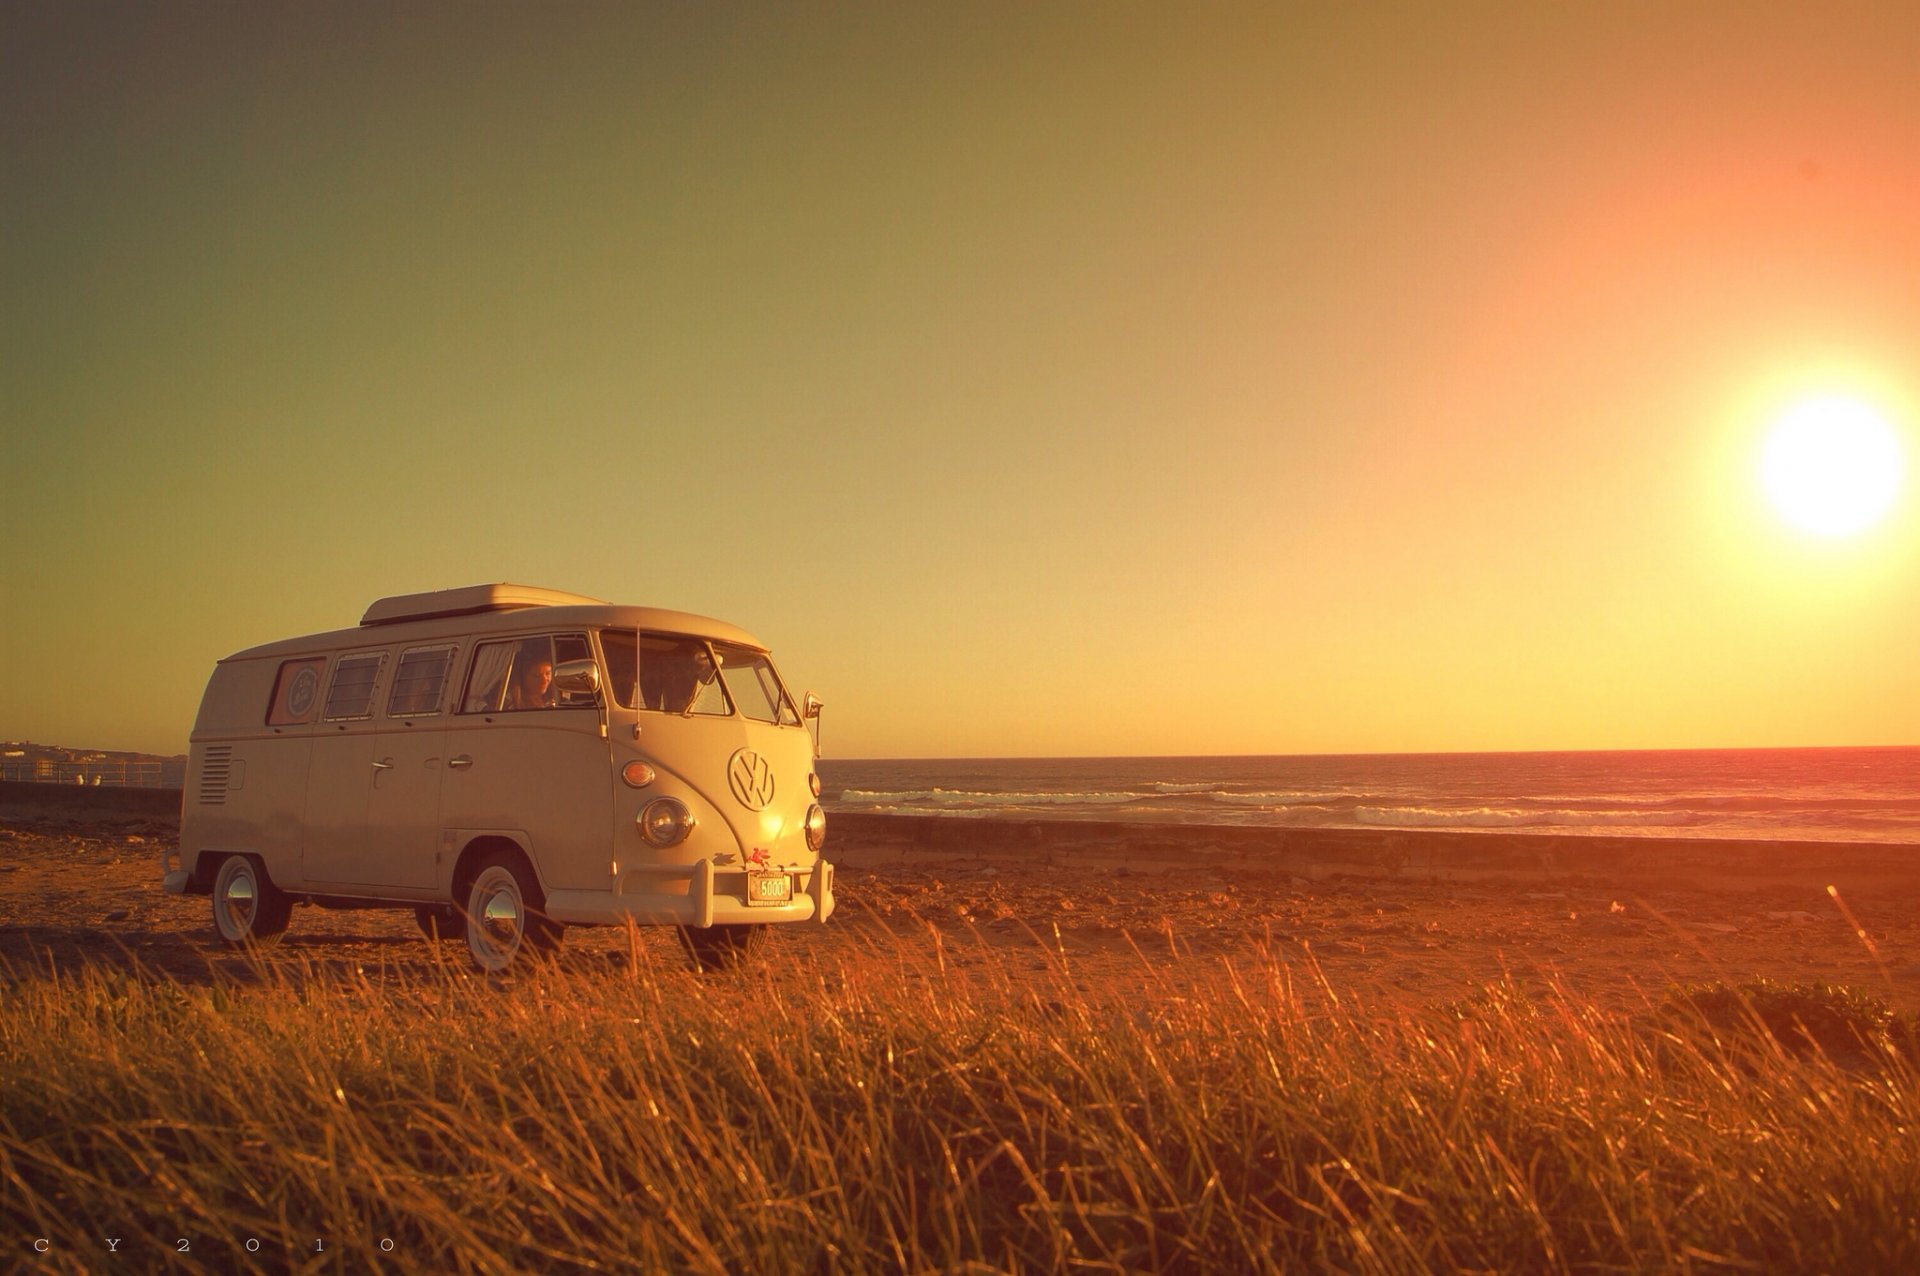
414, 905, 460, 942
679, 923, 766, 972
463, 851, 561, 972
211, 856, 292, 948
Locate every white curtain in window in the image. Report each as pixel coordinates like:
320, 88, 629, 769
463, 642, 517, 713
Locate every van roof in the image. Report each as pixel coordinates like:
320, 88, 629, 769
222, 584, 768, 661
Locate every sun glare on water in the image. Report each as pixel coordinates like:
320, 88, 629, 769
1759, 396, 1905, 536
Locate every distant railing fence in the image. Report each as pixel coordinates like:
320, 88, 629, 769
0, 760, 187, 788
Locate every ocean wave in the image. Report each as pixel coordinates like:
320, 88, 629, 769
1354, 806, 1704, 830
837, 787, 1148, 807
1511, 792, 1920, 814
1210, 790, 1370, 807
856, 804, 1005, 819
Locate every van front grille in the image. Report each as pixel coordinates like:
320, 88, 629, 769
199, 746, 233, 805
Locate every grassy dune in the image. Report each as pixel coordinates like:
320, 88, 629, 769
5, 927, 1919, 1274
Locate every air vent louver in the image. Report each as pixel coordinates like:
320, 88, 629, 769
199, 746, 233, 805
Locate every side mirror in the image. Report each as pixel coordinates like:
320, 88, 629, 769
803, 692, 824, 758
552, 660, 602, 704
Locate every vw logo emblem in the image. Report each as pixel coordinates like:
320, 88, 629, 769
727, 749, 776, 810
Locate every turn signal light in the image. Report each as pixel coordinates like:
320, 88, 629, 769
622, 761, 657, 788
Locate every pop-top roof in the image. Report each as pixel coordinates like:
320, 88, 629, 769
360, 583, 608, 627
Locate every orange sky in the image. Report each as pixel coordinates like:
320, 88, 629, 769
3, 2, 1915, 758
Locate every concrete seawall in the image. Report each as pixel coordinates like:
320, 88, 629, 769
826, 811, 1920, 894
0, 780, 182, 821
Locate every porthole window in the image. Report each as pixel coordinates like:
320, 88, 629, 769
266, 658, 328, 726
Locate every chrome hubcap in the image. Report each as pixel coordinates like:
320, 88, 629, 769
480, 884, 521, 946
223, 870, 256, 931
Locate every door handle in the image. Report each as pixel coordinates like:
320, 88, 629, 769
448, 756, 474, 770
371, 759, 395, 771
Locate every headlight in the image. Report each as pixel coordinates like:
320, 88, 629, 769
805, 804, 827, 851
638, 798, 695, 847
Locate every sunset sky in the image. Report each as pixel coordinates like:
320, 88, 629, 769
4, 2, 1916, 759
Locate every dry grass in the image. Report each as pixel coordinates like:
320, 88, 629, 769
4, 924, 1919, 1274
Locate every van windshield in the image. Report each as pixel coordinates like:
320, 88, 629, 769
712, 642, 801, 725
607, 630, 800, 724
632, 633, 729, 715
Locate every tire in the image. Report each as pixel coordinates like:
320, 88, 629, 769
211, 855, 293, 948
678, 923, 767, 972
414, 904, 461, 942
462, 850, 562, 972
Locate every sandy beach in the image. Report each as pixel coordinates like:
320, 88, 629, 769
9, 784, 1920, 1272
4, 785, 1918, 1014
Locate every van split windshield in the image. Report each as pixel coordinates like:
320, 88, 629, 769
602, 631, 801, 725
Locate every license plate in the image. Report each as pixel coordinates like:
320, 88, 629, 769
746, 870, 793, 906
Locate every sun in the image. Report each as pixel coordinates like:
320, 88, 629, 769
1759, 395, 1905, 536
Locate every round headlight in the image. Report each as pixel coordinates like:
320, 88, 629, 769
805, 803, 827, 851
638, 798, 695, 847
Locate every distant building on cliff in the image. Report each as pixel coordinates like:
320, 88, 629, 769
0, 742, 186, 788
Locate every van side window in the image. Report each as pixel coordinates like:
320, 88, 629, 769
323, 653, 388, 721
637, 633, 730, 716
266, 657, 328, 726
464, 640, 529, 713
462, 641, 512, 713
460, 637, 577, 713
388, 645, 456, 717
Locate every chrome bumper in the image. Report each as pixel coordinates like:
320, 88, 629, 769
543, 859, 835, 928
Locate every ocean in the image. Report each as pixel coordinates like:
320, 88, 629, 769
820, 747, 1920, 844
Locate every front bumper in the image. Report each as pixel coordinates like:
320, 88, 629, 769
543, 858, 835, 928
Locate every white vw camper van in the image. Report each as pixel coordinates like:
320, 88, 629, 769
163, 584, 833, 970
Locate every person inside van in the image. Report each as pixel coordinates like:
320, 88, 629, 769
658, 649, 715, 713
505, 644, 556, 711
